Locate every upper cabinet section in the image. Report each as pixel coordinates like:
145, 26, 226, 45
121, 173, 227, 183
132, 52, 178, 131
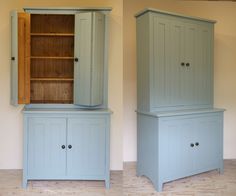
11, 8, 111, 108
136, 10, 215, 112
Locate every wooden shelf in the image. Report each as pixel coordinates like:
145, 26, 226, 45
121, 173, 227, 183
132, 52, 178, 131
30, 100, 73, 104
31, 78, 74, 81
31, 56, 74, 60
31, 33, 74, 36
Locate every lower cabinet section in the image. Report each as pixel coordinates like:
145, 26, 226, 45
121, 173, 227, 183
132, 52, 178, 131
23, 109, 111, 188
137, 109, 224, 192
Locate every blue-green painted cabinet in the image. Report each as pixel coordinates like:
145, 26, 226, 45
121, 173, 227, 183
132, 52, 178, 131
12, 8, 113, 189
136, 9, 213, 112
23, 109, 111, 188
136, 8, 224, 192
11, 8, 110, 108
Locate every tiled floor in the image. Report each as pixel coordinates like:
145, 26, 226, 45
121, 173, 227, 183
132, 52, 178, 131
0, 160, 236, 195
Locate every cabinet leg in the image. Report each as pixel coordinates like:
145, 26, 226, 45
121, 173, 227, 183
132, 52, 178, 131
154, 181, 163, 192
218, 166, 224, 174
105, 179, 110, 189
22, 178, 28, 188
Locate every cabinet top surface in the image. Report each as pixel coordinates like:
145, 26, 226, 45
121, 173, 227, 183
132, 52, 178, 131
23, 108, 112, 114
135, 8, 216, 23
137, 108, 225, 117
23, 7, 112, 12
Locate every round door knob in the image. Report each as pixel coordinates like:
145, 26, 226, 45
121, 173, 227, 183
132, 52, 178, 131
74, 58, 79, 62
190, 143, 194, 147
61, 145, 65, 149
195, 142, 199, 146
11, 57, 15, 61
68, 145, 72, 149
181, 62, 185, 66
186, 63, 190, 67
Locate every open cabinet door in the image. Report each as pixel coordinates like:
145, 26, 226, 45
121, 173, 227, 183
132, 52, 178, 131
74, 12, 105, 107
11, 11, 30, 105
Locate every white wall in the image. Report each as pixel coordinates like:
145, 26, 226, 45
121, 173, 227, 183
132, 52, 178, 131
0, 0, 123, 170
123, 0, 236, 161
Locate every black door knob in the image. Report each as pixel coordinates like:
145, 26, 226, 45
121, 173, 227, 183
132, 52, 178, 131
61, 145, 65, 149
181, 62, 185, 66
186, 63, 190, 67
195, 142, 199, 146
68, 145, 72, 149
11, 57, 15, 61
190, 143, 194, 147
74, 58, 79, 62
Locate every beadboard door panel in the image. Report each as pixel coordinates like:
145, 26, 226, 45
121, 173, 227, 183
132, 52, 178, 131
67, 117, 106, 177
27, 117, 67, 178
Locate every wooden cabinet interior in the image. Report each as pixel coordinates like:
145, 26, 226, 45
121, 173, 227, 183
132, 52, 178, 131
30, 14, 75, 104
18, 13, 30, 104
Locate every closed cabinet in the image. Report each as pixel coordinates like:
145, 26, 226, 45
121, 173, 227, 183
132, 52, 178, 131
24, 112, 111, 188
159, 114, 222, 182
137, 12, 213, 112
136, 9, 224, 192
11, 9, 109, 107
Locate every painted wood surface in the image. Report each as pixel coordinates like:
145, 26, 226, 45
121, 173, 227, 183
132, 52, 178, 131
137, 111, 224, 191
27, 118, 67, 178
10, 11, 18, 106
74, 12, 105, 107
11, 9, 109, 108
137, 12, 214, 112
23, 111, 111, 189
136, 9, 224, 192
67, 117, 106, 177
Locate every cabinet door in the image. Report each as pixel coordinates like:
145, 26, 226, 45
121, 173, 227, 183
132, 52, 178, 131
151, 16, 171, 108
10, 11, 30, 105
67, 117, 106, 177
74, 12, 105, 107
169, 20, 185, 106
194, 115, 222, 172
160, 118, 195, 181
183, 22, 198, 105
27, 118, 67, 178
195, 24, 213, 106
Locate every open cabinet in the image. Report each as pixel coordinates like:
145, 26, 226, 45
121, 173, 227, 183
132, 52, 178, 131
11, 9, 108, 107
11, 8, 112, 189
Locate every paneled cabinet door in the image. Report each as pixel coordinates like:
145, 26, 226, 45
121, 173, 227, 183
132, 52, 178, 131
194, 115, 222, 172
67, 117, 106, 177
10, 11, 30, 105
195, 25, 213, 106
183, 22, 198, 105
74, 12, 105, 107
151, 16, 171, 108
27, 118, 67, 178
160, 118, 195, 181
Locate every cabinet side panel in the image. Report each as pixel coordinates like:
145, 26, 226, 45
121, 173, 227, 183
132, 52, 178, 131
10, 11, 18, 106
74, 13, 92, 106
137, 114, 159, 189
91, 12, 105, 106
18, 13, 30, 104
136, 14, 151, 111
